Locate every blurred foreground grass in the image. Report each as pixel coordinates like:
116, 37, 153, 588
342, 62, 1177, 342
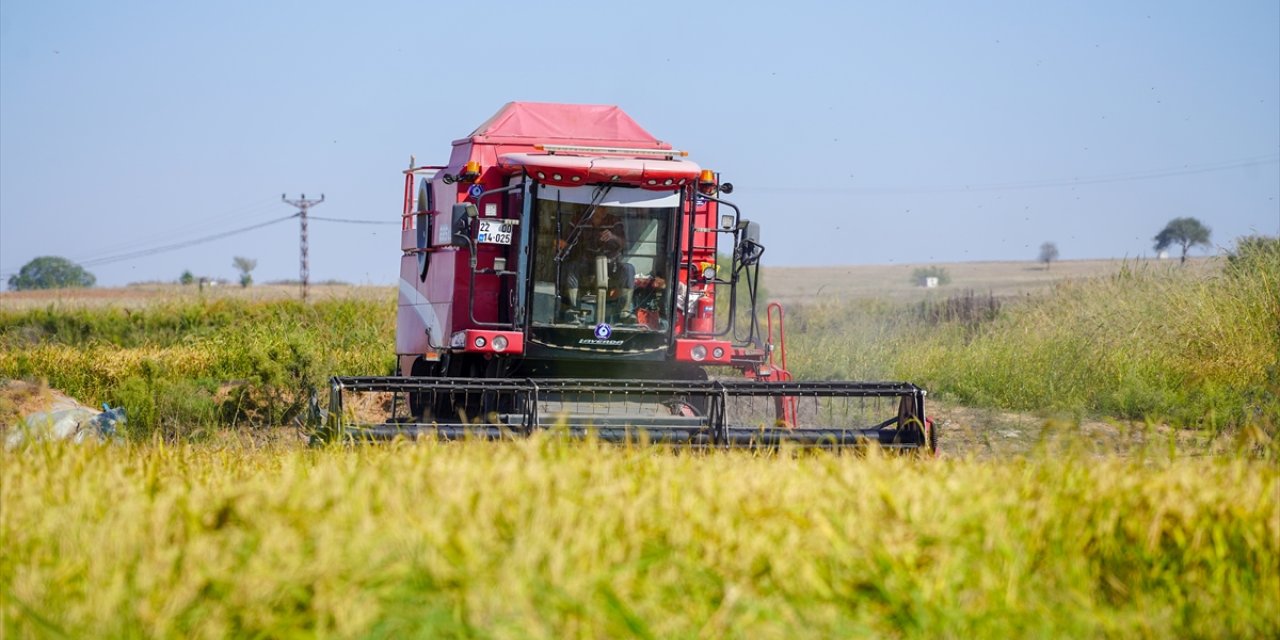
2, 439, 1277, 638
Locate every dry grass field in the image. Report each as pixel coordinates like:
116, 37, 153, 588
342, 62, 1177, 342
0, 283, 391, 311
763, 257, 1213, 304
0, 257, 1209, 311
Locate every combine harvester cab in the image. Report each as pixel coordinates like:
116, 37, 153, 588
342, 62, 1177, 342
325, 102, 934, 452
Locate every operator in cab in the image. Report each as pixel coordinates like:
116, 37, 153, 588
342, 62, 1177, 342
556, 206, 636, 325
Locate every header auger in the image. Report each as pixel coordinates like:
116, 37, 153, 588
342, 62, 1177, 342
322, 102, 935, 452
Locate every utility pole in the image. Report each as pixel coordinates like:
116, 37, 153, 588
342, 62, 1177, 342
281, 193, 324, 301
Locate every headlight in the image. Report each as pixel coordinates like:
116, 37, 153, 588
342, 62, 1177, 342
690, 345, 707, 361
712, 347, 725, 360
491, 335, 508, 352
473, 336, 487, 349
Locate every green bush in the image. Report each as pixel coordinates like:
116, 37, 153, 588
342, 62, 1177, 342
910, 265, 951, 286
1227, 234, 1280, 272
110, 377, 220, 440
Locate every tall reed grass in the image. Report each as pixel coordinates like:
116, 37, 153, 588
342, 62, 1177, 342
785, 241, 1278, 431
896, 243, 1278, 429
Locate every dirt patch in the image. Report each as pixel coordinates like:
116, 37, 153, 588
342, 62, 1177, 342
342, 391, 396, 425
930, 401, 1230, 458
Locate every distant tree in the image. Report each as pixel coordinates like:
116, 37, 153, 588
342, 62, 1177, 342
232, 256, 257, 288
1154, 217, 1211, 264
7, 256, 96, 291
1038, 242, 1060, 270
179, 270, 195, 285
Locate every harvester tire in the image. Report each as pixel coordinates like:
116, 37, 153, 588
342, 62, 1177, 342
480, 357, 518, 420
407, 357, 443, 420
667, 364, 709, 416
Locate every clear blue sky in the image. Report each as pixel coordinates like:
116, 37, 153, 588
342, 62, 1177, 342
2, 1, 1277, 286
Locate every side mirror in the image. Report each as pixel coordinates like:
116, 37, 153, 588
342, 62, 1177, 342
451, 203, 477, 247
736, 220, 764, 266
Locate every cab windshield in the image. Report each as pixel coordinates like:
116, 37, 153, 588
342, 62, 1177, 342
530, 185, 677, 330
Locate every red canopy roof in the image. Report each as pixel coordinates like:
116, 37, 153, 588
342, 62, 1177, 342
457, 102, 671, 149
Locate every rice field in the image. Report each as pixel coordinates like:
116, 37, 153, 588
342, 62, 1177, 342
2, 439, 1277, 639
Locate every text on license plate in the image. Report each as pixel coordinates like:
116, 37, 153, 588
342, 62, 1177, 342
477, 220, 513, 245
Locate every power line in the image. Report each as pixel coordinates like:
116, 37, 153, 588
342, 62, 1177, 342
309, 215, 397, 225
5, 151, 1274, 279
73, 214, 300, 269
0, 198, 289, 275
0, 201, 386, 281
68, 197, 283, 265
745, 152, 1280, 195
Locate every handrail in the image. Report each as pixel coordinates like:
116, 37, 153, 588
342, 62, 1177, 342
766, 302, 789, 376
402, 165, 446, 217
683, 192, 741, 339
765, 301, 796, 426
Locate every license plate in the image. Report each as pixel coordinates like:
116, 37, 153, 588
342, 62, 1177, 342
476, 220, 513, 245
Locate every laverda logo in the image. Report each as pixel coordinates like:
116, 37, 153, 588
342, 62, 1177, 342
580, 323, 623, 346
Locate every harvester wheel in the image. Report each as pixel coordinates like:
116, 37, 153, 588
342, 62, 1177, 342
667, 364, 709, 416
435, 354, 486, 423
407, 357, 443, 421
664, 401, 702, 417
463, 356, 488, 422
480, 357, 518, 422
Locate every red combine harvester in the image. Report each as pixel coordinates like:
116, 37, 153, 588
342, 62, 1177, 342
325, 102, 933, 450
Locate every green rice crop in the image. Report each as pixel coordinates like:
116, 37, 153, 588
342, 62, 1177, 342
0, 298, 394, 437
3, 440, 1276, 638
